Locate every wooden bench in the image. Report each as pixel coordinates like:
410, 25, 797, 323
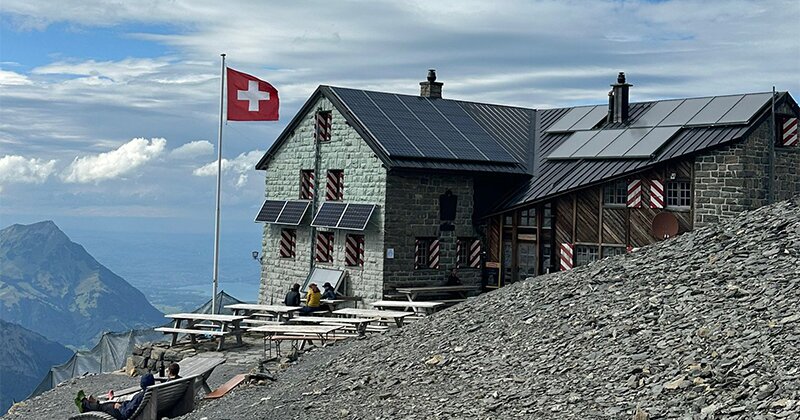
106, 355, 226, 400
153, 327, 230, 349
70, 375, 198, 420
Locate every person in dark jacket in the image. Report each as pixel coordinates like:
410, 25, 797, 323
284, 283, 301, 306
78, 373, 155, 420
445, 267, 462, 286
321, 282, 337, 300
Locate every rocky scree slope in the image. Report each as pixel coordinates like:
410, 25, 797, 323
207, 198, 794, 418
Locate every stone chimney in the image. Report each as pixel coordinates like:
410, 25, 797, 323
420, 69, 443, 99
610, 72, 632, 124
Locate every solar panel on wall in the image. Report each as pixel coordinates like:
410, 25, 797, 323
624, 126, 682, 158
255, 200, 287, 223
686, 95, 744, 125
659, 97, 712, 126
716, 92, 772, 124
311, 202, 347, 228
337, 204, 377, 230
275, 200, 311, 225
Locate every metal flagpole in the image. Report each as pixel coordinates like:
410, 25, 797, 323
211, 53, 226, 314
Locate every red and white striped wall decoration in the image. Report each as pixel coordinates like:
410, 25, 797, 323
627, 179, 642, 208
326, 170, 344, 200
300, 170, 314, 199
279, 229, 296, 258
457, 239, 481, 268
428, 239, 440, 269
315, 232, 334, 262
315, 111, 332, 142
649, 179, 665, 208
559, 242, 573, 271
345, 234, 364, 267
783, 117, 798, 147
414, 239, 421, 269
467, 239, 481, 268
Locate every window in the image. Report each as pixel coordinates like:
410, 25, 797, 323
415, 237, 439, 269
315, 231, 334, 263
315, 111, 332, 142
300, 170, 314, 199
503, 213, 514, 227
601, 246, 626, 259
666, 181, 691, 208
542, 203, 553, 229
603, 180, 628, 206
326, 170, 344, 201
279, 229, 296, 259
345, 234, 365, 267
457, 238, 480, 269
778, 115, 798, 147
519, 208, 536, 227
575, 245, 598, 266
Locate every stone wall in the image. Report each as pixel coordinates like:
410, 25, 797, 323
258, 96, 387, 303
693, 104, 799, 227
383, 172, 481, 291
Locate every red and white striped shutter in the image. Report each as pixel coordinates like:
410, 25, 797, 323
456, 239, 462, 268
326, 171, 342, 200
782, 117, 798, 147
469, 239, 481, 268
280, 229, 295, 258
337, 171, 344, 200
316, 232, 333, 262
428, 239, 440, 269
414, 239, 421, 269
315, 111, 332, 142
627, 179, 642, 208
649, 179, 665, 208
345, 234, 364, 267
559, 243, 573, 271
300, 170, 314, 199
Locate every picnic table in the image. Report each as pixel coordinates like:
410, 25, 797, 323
248, 324, 343, 357
287, 315, 380, 336
332, 308, 413, 327
155, 313, 246, 351
394, 285, 479, 302
224, 303, 302, 321
368, 300, 444, 315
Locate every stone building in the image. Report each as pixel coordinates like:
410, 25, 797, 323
254, 71, 799, 301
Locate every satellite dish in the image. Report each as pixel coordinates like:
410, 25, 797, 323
652, 212, 679, 240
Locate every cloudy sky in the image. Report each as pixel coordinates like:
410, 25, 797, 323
1, 0, 798, 239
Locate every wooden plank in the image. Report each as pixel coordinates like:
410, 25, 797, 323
629, 206, 658, 247
204, 374, 246, 400
602, 207, 626, 244
247, 324, 342, 334
369, 300, 444, 308
164, 313, 245, 322
154, 327, 227, 336
575, 188, 600, 243
333, 308, 413, 318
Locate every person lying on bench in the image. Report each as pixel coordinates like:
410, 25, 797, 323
76, 374, 155, 419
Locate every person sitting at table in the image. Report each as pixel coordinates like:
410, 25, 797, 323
445, 267, 462, 286
301, 283, 323, 314
321, 282, 338, 300
284, 283, 301, 306
167, 362, 181, 380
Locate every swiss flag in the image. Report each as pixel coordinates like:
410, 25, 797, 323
226, 67, 279, 121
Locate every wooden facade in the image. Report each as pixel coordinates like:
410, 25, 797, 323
488, 159, 695, 285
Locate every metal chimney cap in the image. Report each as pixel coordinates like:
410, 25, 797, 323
427, 69, 437, 83
617, 72, 626, 84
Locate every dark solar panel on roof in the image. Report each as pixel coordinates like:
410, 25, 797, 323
659, 97, 711, 126
311, 202, 347, 228
572, 129, 624, 158
624, 126, 682, 158
717, 92, 772, 124
630, 100, 682, 128
544, 106, 593, 133
275, 200, 311, 225
570, 106, 608, 131
547, 131, 599, 159
338, 204, 376, 230
686, 95, 743, 126
255, 200, 287, 223
595, 128, 652, 158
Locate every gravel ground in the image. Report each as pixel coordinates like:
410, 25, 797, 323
7, 197, 800, 420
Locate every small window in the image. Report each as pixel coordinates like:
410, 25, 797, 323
666, 181, 691, 208
326, 170, 344, 201
603, 180, 628, 206
575, 245, 598, 266
315, 231, 334, 263
300, 170, 314, 199
519, 208, 536, 227
415, 237, 439, 269
345, 234, 365, 267
542, 203, 553, 229
601, 246, 626, 259
279, 229, 296, 259
315, 111, 332, 142
457, 238, 480, 269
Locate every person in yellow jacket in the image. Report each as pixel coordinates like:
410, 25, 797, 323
301, 283, 322, 314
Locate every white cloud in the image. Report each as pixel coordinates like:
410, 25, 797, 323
62, 137, 166, 183
0, 69, 32, 86
193, 149, 264, 188
0, 155, 57, 184
170, 140, 214, 159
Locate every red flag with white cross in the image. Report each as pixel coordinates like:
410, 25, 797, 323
226, 67, 279, 121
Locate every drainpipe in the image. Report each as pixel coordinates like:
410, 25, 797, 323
768, 87, 776, 204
